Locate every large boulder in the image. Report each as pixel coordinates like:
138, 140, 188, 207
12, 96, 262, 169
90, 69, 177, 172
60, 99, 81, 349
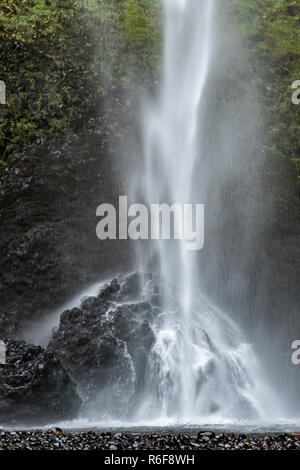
48, 273, 158, 419
0, 338, 81, 426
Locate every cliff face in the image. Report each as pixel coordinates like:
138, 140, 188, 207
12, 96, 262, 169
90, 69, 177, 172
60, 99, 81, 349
0, 97, 135, 337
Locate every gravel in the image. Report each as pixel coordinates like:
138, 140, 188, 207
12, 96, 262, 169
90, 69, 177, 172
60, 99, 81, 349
0, 429, 299, 451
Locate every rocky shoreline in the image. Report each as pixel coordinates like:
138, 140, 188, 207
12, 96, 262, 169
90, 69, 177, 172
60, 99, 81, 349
0, 429, 299, 451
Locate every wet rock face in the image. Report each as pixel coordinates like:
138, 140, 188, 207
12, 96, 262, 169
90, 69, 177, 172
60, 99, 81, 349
0, 338, 81, 426
0, 94, 136, 337
48, 273, 158, 419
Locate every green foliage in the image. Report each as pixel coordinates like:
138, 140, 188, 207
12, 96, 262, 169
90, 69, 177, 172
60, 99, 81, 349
0, 0, 162, 160
0, 0, 93, 159
0, 0, 83, 43
231, 0, 300, 188
2, 0, 298, 203
123, 0, 162, 80
84, 0, 162, 85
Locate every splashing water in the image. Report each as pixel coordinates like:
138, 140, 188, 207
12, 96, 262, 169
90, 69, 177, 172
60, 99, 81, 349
21, 0, 285, 428
132, 0, 281, 424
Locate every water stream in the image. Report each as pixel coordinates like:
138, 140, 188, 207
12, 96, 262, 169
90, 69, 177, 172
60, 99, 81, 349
130, 0, 280, 423
23, 0, 289, 427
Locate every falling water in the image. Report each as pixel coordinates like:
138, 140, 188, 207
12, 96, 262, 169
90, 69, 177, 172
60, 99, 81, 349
23, 0, 286, 427
132, 0, 280, 424
141, 0, 214, 313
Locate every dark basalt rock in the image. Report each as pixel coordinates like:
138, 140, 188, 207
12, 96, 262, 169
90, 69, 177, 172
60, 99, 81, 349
0, 338, 81, 426
0, 93, 136, 337
48, 273, 157, 419
0, 429, 299, 450
0, 312, 18, 338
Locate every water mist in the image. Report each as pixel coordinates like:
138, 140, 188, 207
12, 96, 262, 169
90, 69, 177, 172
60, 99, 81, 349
24, 0, 289, 427
130, 0, 281, 424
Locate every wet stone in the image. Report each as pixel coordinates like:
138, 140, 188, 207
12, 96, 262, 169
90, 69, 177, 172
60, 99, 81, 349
0, 430, 298, 450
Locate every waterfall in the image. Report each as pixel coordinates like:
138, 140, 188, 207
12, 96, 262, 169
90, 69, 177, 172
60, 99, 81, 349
131, 0, 280, 424
24, 0, 286, 427
141, 0, 214, 313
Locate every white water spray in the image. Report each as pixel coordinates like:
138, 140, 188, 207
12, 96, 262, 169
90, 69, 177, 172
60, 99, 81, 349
142, 0, 215, 311
21, 0, 286, 428
132, 0, 280, 424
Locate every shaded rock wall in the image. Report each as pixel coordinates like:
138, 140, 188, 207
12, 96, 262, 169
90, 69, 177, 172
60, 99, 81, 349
0, 97, 135, 337
0, 338, 81, 425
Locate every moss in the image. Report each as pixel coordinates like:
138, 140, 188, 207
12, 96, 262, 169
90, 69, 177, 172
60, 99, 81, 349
123, 0, 162, 80
231, 0, 300, 197
1, 0, 298, 203
0, 0, 162, 161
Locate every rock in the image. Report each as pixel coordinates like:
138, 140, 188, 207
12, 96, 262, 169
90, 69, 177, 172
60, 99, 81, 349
48, 274, 158, 419
99, 279, 121, 301
118, 272, 148, 300
0, 429, 298, 449
201, 431, 215, 438
0, 97, 134, 337
191, 442, 200, 448
0, 311, 18, 337
0, 338, 81, 425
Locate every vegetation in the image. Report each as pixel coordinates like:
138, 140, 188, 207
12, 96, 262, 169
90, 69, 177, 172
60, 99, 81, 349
0, 0, 161, 162
0, 0, 299, 211
232, 0, 300, 195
